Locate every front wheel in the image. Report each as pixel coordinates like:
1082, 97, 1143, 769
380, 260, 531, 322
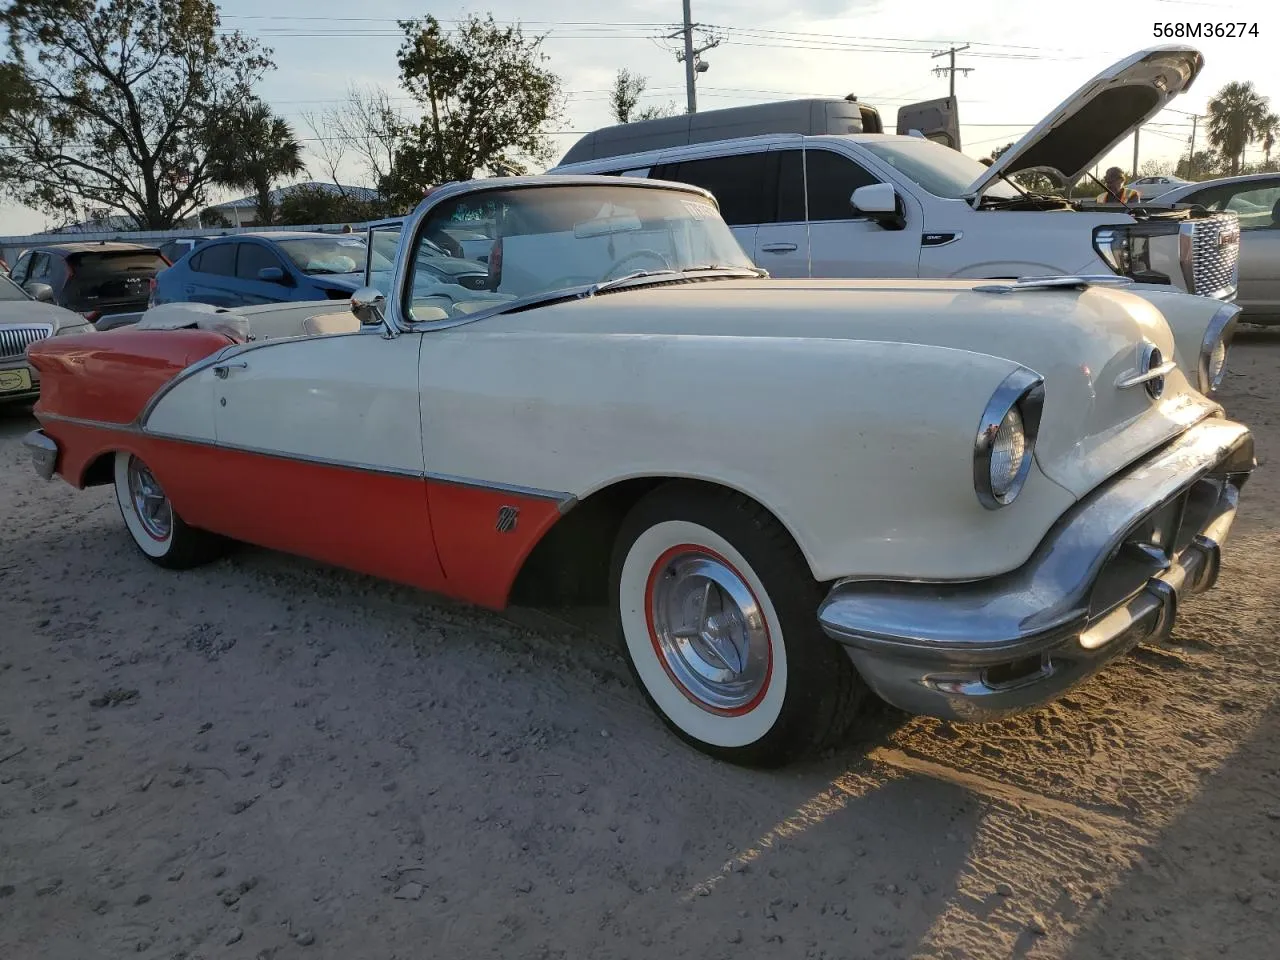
113, 452, 227, 569
610, 482, 866, 767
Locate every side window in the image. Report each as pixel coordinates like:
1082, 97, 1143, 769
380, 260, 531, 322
1222, 184, 1280, 230
191, 242, 236, 276
236, 242, 282, 279
28, 252, 53, 281
775, 150, 805, 223
10, 252, 32, 283
805, 149, 880, 222
367, 223, 403, 294
657, 153, 771, 226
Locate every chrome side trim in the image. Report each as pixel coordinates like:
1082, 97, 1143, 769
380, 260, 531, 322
424, 471, 577, 509
35, 412, 576, 507
973, 275, 1135, 295
972, 367, 1044, 510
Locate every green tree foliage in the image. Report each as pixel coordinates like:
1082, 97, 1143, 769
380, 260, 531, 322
0, 0, 272, 228
1207, 81, 1272, 175
986, 142, 1060, 194
609, 69, 678, 124
386, 14, 564, 208
207, 99, 306, 226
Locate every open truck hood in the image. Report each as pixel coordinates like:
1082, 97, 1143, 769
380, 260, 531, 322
966, 45, 1204, 199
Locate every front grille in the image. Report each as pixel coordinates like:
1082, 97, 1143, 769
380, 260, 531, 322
1189, 213, 1240, 298
0, 324, 53, 362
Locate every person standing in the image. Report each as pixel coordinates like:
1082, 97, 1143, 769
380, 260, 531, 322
1097, 167, 1139, 205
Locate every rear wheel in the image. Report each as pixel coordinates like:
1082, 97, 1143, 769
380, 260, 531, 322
610, 482, 866, 767
113, 452, 226, 569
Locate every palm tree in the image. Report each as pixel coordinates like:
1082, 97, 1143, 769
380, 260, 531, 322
208, 100, 307, 225
1259, 113, 1279, 168
1206, 81, 1271, 175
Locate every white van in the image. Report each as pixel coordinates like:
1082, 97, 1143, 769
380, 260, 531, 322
549, 45, 1239, 301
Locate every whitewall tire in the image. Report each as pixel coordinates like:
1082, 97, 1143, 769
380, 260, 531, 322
611, 482, 866, 767
113, 452, 225, 569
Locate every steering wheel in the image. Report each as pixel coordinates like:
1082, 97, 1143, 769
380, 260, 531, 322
604, 249, 674, 280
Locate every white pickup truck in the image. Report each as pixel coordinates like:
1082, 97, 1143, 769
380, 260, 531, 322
550, 45, 1240, 303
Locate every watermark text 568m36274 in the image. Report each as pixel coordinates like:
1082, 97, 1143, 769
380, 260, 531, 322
1153, 22, 1260, 39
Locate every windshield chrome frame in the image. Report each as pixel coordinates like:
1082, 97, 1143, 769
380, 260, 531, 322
382, 176, 732, 335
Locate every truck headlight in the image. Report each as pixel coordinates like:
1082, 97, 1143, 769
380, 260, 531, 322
1093, 226, 1172, 285
1198, 302, 1240, 393
974, 368, 1045, 509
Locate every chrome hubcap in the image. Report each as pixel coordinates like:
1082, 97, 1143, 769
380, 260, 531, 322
649, 550, 770, 712
127, 457, 172, 541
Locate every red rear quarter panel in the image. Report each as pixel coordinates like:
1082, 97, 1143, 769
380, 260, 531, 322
27, 328, 236, 424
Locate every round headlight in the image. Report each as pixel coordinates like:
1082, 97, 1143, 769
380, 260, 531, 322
989, 406, 1027, 500
974, 368, 1044, 510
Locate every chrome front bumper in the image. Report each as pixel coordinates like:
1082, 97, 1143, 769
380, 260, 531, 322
23, 429, 58, 481
818, 418, 1254, 722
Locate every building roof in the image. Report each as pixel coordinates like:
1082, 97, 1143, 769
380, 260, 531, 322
208, 181, 380, 211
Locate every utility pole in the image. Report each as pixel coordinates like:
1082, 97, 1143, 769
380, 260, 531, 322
931, 44, 973, 98
681, 0, 696, 113
1132, 126, 1140, 179
668, 2, 720, 113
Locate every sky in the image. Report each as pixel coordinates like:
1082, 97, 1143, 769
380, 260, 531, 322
1, 0, 1275, 236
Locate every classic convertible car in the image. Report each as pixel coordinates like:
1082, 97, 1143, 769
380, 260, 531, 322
23, 176, 1254, 767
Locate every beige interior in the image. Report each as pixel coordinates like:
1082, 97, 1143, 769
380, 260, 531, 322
302, 312, 361, 336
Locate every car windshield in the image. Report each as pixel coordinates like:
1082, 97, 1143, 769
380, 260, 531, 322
405, 183, 756, 321
0, 274, 29, 301
275, 237, 388, 276
858, 139, 1023, 200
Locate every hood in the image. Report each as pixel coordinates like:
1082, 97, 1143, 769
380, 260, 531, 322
968, 45, 1204, 199
0, 299, 88, 331
485, 277, 1216, 499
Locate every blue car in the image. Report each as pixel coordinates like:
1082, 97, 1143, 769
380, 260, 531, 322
151, 232, 384, 308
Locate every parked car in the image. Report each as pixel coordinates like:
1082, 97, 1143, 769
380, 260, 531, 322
22, 176, 1254, 767
549, 45, 1240, 303
157, 235, 216, 267
151, 232, 382, 308
7, 241, 169, 330
1126, 174, 1191, 201
1152, 172, 1280, 324
0, 273, 94, 405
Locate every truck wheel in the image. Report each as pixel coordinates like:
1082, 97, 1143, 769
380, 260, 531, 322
610, 482, 866, 767
113, 452, 226, 569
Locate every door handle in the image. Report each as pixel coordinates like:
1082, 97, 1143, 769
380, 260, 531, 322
212, 361, 247, 379
760, 243, 798, 253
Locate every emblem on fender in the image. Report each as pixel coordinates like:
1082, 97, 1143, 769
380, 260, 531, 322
496, 505, 519, 533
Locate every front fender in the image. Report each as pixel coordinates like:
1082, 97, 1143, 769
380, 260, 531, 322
1120, 285, 1240, 393
421, 331, 1079, 583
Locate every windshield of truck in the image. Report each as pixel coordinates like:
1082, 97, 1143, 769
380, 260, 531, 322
405, 184, 757, 321
858, 139, 1024, 200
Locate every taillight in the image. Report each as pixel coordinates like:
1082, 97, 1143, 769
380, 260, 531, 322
82, 310, 101, 323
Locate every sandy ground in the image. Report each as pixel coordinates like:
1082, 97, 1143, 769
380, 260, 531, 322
2, 330, 1279, 960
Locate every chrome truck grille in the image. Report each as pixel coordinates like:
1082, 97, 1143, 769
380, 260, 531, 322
1182, 213, 1240, 300
0, 324, 53, 362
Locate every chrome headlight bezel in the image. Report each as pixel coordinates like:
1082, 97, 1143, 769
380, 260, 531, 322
1197, 301, 1241, 394
974, 367, 1045, 510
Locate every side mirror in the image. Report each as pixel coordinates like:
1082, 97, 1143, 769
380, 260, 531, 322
25, 282, 54, 303
850, 183, 906, 231
257, 266, 286, 283
350, 286, 387, 327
